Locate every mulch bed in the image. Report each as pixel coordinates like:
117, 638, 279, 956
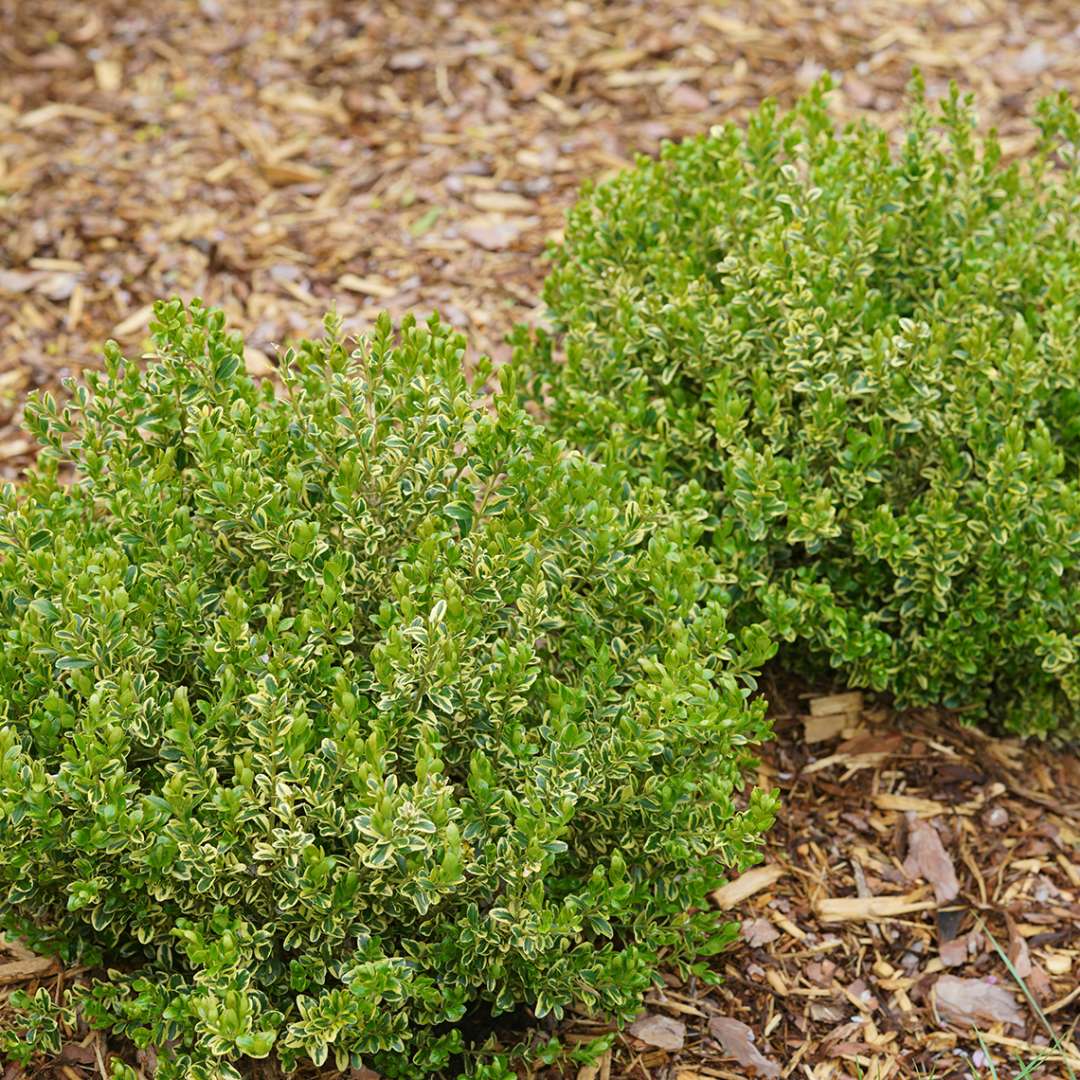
558, 689, 1080, 1080
1, 0, 1079, 1076
4, 0, 1080, 476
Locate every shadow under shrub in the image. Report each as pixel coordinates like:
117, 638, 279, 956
516, 76, 1080, 736
0, 302, 775, 1078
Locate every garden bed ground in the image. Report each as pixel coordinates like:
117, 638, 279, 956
558, 688, 1080, 1080
1, 1, 1079, 1077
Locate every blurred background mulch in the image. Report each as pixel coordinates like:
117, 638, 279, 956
3, 0, 1080, 477
1, 2, 1079, 1078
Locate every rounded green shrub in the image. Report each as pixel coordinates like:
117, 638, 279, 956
0, 301, 775, 1078
516, 77, 1080, 735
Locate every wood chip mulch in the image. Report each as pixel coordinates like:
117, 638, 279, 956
4, 0, 1080, 476
562, 690, 1080, 1080
1, 1, 1079, 1077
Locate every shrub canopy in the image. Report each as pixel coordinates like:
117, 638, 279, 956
517, 78, 1080, 735
0, 302, 775, 1078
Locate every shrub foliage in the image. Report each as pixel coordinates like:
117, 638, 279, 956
0, 302, 775, 1077
517, 78, 1080, 735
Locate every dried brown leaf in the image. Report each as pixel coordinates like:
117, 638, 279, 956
939, 931, 979, 968
741, 917, 780, 947
902, 814, 959, 903
58, 1044, 99, 1066
805, 959, 836, 987
708, 1016, 780, 1077
933, 975, 1025, 1029
628, 1012, 685, 1052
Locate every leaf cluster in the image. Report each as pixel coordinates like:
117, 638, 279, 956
0, 301, 775, 1076
516, 77, 1080, 735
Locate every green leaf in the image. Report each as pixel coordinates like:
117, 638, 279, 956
55, 656, 95, 671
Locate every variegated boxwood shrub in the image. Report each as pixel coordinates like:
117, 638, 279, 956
0, 301, 776, 1078
515, 77, 1080, 735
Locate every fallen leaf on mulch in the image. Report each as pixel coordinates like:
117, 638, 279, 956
940, 931, 979, 968
629, 1013, 685, 1051
932, 975, 1025, 1029
707, 1016, 780, 1078
57, 1043, 98, 1067
1027, 963, 1055, 1003
903, 814, 959, 903
741, 917, 780, 947
804, 959, 837, 987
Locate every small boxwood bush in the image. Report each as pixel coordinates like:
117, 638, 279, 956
516, 77, 1080, 735
0, 301, 775, 1078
